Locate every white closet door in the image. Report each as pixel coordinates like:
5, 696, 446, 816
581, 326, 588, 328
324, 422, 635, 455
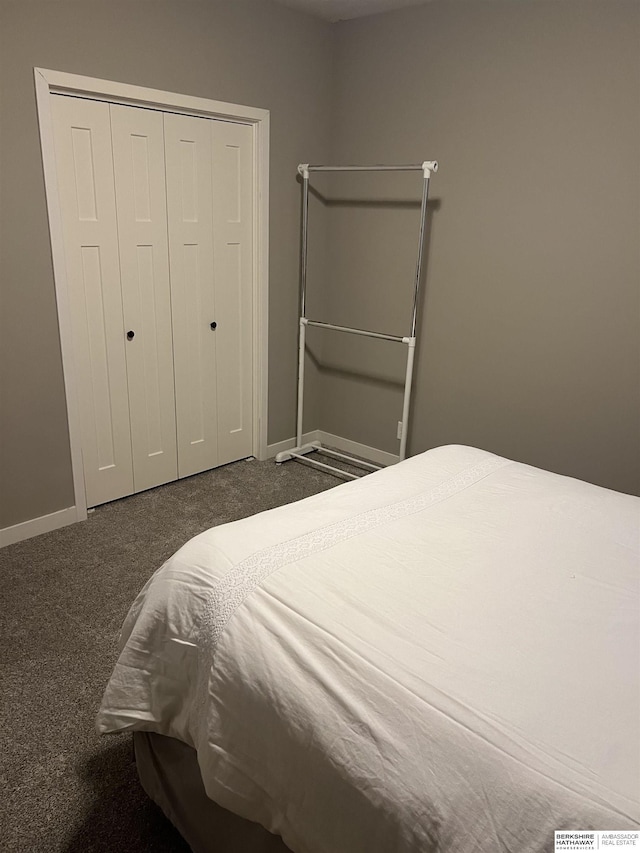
212, 120, 254, 465
110, 104, 178, 493
164, 113, 219, 478
51, 95, 134, 507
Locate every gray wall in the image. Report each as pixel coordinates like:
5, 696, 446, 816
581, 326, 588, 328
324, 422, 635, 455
0, 0, 333, 527
319, 0, 640, 494
1, 0, 638, 532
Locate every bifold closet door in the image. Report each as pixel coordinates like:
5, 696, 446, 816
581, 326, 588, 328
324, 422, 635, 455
110, 103, 178, 493
52, 95, 178, 507
52, 96, 255, 506
164, 114, 254, 478
51, 95, 134, 507
210, 119, 254, 467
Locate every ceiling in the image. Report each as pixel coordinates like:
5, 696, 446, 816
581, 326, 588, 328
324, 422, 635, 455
273, 0, 433, 23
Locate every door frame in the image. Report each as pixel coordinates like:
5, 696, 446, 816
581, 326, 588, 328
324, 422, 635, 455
34, 67, 270, 522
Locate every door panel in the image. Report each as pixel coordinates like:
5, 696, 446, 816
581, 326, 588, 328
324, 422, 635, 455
164, 113, 219, 478
110, 104, 178, 493
211, 120, 254, 465
51, 95, 134, 507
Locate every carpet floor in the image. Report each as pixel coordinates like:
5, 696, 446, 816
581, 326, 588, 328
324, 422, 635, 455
0, 455, 343, 852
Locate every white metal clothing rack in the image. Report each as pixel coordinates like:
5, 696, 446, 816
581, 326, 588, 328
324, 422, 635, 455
275, 160, 438, 480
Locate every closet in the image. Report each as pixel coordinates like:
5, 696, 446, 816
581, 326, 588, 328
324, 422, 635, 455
51, 94, 254, 507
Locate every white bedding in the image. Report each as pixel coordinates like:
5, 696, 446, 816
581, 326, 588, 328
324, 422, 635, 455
97, 445, 640, 852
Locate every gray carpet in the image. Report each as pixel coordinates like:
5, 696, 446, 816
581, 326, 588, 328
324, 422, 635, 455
0, 455, 344, 852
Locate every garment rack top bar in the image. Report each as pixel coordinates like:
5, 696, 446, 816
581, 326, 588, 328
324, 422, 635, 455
298, 161, 438, 176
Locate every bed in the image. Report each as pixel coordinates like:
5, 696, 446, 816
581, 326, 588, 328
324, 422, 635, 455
96, 445, 640, 852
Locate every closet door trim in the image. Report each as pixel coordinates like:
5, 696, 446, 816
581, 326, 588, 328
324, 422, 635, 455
35, 67, 269, 523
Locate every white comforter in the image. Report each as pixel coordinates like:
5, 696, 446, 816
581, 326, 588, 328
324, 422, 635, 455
97, 445, 640, 852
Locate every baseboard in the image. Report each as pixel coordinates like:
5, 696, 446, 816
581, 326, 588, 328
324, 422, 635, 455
267, 430, 399, 468
0, 506, 79, 548
317, 431, 400, 468
266, 430, 321, 459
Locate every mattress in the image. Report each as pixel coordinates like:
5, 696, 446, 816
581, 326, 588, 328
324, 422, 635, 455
97, 445, 640, 852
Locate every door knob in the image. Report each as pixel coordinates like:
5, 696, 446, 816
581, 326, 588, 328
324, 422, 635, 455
126, 330, 135, 340
210, 321, 217, 330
